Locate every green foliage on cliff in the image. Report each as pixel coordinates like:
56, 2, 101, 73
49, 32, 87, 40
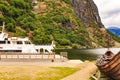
0, 0, 117, 48
0, 0, 91, 48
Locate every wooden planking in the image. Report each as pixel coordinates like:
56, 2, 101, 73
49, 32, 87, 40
97, 51, 120, 80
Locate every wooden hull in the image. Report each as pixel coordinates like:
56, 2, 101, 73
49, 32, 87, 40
96, 51, 120, 80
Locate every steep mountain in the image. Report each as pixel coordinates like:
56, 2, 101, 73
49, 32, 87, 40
0, 0, 119, 48
72, 0, 104, 28
107, 27, 120, 37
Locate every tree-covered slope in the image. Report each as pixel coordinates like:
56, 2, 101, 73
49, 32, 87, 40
0, 0, 119, 48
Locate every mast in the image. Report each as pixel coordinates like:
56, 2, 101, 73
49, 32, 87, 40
107, 34, 111, 50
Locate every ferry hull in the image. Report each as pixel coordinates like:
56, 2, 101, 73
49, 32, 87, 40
96, 51, 120, 80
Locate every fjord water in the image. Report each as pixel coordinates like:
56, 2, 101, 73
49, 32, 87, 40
55, 48, 120, 61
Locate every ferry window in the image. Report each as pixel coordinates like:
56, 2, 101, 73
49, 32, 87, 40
5, 38, 8, 40
45, 49, 49, 52
17, 41, 23, 44
7, 41, 10, 44
25, 41, 31, 44
0, 41, 5, 44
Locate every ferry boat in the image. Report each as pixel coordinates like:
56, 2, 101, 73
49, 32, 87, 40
96, 50, 120, 80
0, 22, 55, 53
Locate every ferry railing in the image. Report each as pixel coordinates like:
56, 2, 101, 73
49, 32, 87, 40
0, 52, 57, 61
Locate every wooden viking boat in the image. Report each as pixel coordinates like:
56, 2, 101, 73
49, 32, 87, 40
96, 50, 120, 80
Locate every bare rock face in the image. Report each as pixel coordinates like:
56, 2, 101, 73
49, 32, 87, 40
72, 0, 104, 28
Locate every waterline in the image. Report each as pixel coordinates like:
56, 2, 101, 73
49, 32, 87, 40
86, 48, 120, 54
55, 48, 120, 61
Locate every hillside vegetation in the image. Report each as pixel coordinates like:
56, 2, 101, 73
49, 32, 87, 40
0, 0, 119, 48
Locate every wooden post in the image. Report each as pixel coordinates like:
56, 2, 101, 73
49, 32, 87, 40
42, 53, 43, 59
6, 54, 7, 59
11, 55, 13, 58
53, 52, 55, 59
23, 55, 24, 59
48, 53, 50, 58
29, 55, 31, 59
17, 54, 19, 60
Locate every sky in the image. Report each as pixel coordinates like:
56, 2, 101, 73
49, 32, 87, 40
93, 0, 120, 28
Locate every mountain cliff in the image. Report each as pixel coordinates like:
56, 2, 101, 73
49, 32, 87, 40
0, 0, 119, 48
72, 0, 104, 28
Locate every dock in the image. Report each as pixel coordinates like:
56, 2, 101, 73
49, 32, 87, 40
0, 52, 68, 62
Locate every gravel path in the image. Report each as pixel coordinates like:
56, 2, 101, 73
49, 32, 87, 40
0, 60, 83, 67
61, 62, 97, 80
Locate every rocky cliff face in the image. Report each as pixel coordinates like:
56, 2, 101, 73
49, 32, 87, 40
72, 0, 120, 47
72, 0, 104, 28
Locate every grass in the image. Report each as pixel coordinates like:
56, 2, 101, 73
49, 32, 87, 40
0, 66, 78, 80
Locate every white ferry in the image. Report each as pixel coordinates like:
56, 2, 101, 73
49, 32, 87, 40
0, 22, 55, 53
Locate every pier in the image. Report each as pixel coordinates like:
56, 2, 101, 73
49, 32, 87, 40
0, 52, 68, 62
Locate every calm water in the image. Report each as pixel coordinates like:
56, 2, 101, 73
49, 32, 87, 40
55, 48, 120, 61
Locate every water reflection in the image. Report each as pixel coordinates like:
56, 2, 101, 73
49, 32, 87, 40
87, 48, 120, 54
55, 48, 120, 61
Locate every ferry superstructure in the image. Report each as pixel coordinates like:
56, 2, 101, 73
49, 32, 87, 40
0, 22, 55, 53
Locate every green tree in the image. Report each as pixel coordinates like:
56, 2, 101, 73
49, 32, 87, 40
6, 23, 15, 32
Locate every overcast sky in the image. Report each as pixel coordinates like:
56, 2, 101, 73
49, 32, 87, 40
93, 0, 120, 28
